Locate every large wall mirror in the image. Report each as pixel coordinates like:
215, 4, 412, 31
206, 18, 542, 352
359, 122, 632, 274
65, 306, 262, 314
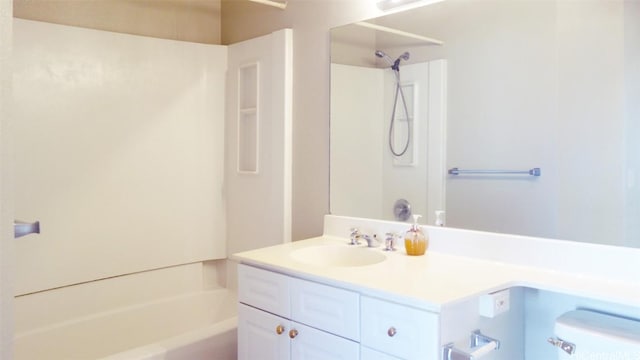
330, 0, 639, 248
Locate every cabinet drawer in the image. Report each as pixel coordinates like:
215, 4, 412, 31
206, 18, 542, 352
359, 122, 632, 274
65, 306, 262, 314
291, 278, 360, 341
361, 296, 439, 359
238, 264, 290, 318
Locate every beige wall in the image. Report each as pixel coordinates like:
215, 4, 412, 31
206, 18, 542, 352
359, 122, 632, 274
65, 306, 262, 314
1, 0, 14, 357
222, 0, 390, 240
13, 0, 221, 44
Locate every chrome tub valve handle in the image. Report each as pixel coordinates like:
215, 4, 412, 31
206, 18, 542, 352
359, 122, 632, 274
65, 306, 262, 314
14, 220, 40, 239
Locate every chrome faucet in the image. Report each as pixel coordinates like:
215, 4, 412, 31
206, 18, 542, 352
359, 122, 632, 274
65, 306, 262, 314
362, 234, 380, 248
349, 228, 379, 247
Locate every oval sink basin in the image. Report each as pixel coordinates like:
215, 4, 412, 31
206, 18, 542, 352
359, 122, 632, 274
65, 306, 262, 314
290, 245, 386, 267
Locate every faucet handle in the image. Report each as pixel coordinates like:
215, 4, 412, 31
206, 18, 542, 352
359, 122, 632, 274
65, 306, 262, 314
384, 232, 398, 251
349, 227, 361, 245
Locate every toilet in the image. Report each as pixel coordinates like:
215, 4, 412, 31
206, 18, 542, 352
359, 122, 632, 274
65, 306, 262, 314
553, 310, 640, 359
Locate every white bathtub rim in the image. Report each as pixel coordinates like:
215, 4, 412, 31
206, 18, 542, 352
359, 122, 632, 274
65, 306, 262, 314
15, 288, 235, 339
14, 288, 238, 360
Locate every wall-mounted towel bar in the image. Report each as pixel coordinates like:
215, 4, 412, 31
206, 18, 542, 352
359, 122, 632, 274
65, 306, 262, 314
442, 330, 500, 360
448, 167, 541, 177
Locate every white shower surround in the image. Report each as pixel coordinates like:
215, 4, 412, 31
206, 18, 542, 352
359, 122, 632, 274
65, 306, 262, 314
13, 19, 228, 295
12, 18, 236, 359
331, 61, 446, 224
13, 19, 227, 295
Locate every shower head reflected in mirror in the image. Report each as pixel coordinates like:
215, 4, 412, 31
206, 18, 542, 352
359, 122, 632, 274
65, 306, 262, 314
375, 50, 410, 71
375, 50, 394, 66
375, 50, 412, 157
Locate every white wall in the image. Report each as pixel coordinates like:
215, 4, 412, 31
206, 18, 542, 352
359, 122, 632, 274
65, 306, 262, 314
12, 20, 227, 295
382, 1, 560, 239
624, 0, 640, 247
555, 1, 626, 245
330, 64, 384, 219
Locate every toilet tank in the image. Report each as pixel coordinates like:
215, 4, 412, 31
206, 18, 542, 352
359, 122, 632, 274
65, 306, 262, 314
554, 310, 640, 359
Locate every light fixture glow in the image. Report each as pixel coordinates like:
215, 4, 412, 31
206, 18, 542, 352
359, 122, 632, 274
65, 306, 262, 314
355, 22, 443, 45
248, 0, 287, 10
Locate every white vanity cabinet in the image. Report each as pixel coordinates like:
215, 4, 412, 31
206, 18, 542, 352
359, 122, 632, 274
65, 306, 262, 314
238, 263, 441, 360
237, 264, 360, 360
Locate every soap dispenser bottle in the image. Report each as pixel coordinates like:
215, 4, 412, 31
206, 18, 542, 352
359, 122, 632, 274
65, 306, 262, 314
404, 214, 428, 256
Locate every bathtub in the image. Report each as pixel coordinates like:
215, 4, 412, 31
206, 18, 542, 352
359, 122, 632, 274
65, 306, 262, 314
15, 288, 238, 360
101, 317, 237, 360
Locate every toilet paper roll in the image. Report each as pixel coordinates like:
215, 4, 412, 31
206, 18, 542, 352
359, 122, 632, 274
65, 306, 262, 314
469, 340, 498, 359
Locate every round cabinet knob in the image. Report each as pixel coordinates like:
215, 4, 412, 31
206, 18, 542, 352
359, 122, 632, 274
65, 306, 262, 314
387, 327, 397, 337
276, 325, 285, 335
289, 329, 299, 339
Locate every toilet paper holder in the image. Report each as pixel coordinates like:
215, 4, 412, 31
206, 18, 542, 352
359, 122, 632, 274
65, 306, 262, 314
442, 330, 501, 360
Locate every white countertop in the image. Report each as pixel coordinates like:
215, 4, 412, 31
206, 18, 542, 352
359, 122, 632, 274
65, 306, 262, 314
232, 216, 640, 313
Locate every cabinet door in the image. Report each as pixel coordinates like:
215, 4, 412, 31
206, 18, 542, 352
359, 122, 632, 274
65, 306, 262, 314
238, 264, 291, 318
238, 304, 290, 360
360, 346, 402, 360
290, 322, 359, 360
361, 296, 439, 359
291, 278, 360, 341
